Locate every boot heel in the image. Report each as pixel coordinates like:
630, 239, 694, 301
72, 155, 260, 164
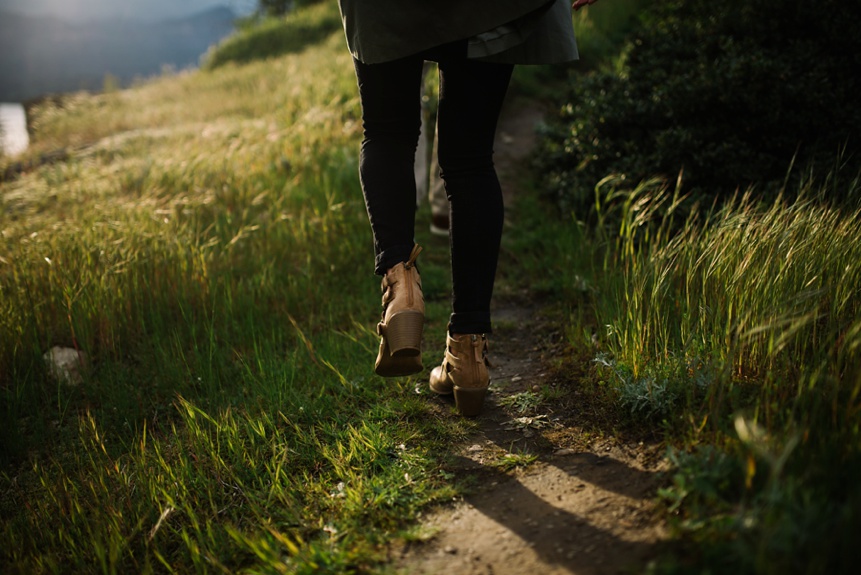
386, 310, 424, 356
453, 385, 488, 417
375, 336, 423, 377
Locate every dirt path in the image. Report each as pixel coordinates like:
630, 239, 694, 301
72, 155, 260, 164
392, 99, 668, 574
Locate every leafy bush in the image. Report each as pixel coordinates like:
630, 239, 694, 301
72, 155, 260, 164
538, 0, 861, 212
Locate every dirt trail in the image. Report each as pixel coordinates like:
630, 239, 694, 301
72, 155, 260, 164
393, 99, 668, 574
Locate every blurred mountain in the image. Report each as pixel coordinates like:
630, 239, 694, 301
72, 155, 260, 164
0, 6, 236, 102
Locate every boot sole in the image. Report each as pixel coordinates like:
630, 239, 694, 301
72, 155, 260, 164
375, 339, 423, 377
453, 385, 488, 417
375, 355, 423, 377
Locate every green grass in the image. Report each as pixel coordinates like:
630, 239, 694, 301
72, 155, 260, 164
202, 2, 343, 70
509, 166, 861, 572
539, 172, 861, 572
0, 4, 472, 572
592, 177, 861, 384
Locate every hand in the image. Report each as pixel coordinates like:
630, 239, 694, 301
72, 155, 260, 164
573, 0, 598, 11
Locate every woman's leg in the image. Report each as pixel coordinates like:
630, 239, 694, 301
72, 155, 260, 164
436, 58, 514, 334
354, 56, 427, 377
353, 56, 425, 275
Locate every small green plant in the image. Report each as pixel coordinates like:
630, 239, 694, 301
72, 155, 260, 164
593, 352, 718, 422
497, 391, 543, 414
492, 451, 538, 472
658, 445, 743, 516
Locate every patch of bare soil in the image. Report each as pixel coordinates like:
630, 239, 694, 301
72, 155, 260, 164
392, 99, 669, 574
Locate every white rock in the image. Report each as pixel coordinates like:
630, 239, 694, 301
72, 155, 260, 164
43, 346, 88, 385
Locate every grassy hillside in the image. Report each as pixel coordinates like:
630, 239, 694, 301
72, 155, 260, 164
1, 4, 469, 572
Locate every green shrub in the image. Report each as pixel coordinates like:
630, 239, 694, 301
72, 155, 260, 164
538, 0, 861, 212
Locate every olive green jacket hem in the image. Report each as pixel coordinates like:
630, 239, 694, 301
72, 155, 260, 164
338, 0, 578, 65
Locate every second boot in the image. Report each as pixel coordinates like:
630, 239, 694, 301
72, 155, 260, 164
429, 332, 491, 416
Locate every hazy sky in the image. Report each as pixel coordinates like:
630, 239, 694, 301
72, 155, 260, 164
0, 0, 256, 21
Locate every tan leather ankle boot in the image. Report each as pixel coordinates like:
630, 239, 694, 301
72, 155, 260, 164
375, 245, 424, 377
429, 332, 491, 416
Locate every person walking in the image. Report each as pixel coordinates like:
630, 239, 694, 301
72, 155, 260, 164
338, 1, 586, 416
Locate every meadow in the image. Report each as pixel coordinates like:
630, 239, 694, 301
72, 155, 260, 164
2, 1, 859, 573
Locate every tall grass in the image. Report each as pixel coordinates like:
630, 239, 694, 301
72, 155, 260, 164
1, 4, 470, 572
592, 174, 861, 417
582, 172, 861, 572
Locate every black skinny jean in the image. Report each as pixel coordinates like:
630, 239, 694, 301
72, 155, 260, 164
353, 43, 513, 335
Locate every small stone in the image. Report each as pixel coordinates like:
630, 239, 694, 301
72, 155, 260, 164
43, 346, 88, 385
467, 444, 483, 452
444, 545, 458, 554
554, 448, 576, 456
